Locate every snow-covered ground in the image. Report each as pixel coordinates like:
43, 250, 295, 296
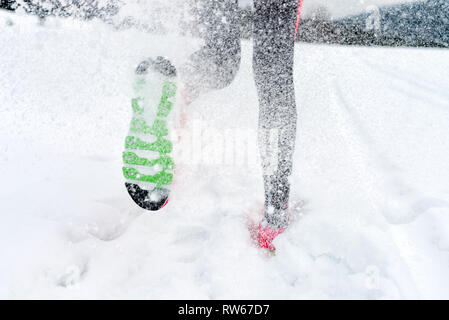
1, 10, 449, 299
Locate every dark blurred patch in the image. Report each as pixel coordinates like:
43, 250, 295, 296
334, 0, 449, 48
240, 1, 448, 48
1, 0, 121, 21
3, 1, 447, 48
0, 0, 17, 11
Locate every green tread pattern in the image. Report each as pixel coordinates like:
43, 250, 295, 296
125, 136, 172, 154
122, 167, 173, 188
123, 152, 174, 171
123, 78, 177, 188
130, 118, 168, 136
131, 98, 144, 115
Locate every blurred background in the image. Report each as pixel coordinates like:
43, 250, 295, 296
1, 0, 448, 48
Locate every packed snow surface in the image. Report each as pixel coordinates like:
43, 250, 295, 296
1, 10, 449, 299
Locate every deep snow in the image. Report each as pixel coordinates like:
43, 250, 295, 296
1, 10, 449, 299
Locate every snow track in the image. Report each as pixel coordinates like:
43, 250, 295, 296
1, 11, 449, 299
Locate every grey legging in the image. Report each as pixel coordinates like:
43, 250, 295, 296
181, 0, 298, 228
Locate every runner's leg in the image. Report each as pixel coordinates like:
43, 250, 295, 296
181, 0, 241, 104
253, 0, 298, 229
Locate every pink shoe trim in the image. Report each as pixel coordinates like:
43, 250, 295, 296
257, 224, 284, 252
